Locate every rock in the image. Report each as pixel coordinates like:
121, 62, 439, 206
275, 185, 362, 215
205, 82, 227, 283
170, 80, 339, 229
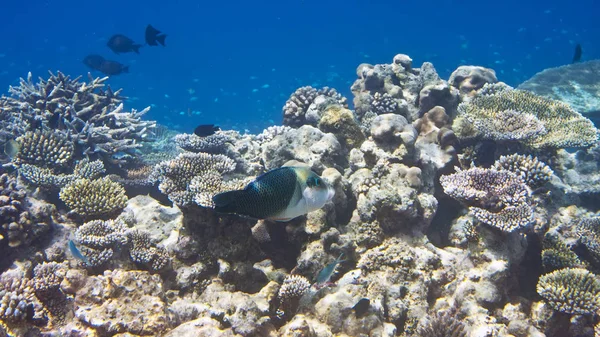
449, 65, 498, 95
124, 195, 183, 250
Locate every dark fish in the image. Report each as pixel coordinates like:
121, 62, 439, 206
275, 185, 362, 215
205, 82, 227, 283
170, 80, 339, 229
352, 298, 370, 318
213, 166, 335, 221
572, 44, 582, 63
48, 112, 61, 129
3, 139, 20, 158
68, 240, 91, 266
107, 34, 142, 54
83, 54, 106, 70
145, 24, 167, 46
98, 60, 129, 76
194, 124, 220, 137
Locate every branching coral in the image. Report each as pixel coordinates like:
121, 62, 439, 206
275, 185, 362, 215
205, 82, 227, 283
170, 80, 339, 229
13, 130, 74, 169
149, 152, 237, 206
541, 234, 585, 272
576, 217, 600, 268
59, 177, 128, 218
283, 86, 348, 127
127, 230, 170, 271
494, 154, 553, 188
536, 268, 600, 315
19, 158, 104, 189
0, 275, 40, 322
416, 310, 468, 337
32, 262, 66, 296
73, 218, 170, 271
453, 88, 598, 149
173, 133, 232, 154
440, 167, 533, 231
4, 71, 156, 161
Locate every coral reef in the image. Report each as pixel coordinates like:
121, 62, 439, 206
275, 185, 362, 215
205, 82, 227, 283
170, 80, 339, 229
536, 268, 600, 314
3, 71, 156, 163
5, 53, 600, 336
59, 177, 128, 218
282, 86, 348, 127
518, 59, 600, 113
453, 86, 598, 149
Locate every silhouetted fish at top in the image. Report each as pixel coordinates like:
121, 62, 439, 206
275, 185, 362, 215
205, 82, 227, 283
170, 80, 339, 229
145, 24, 167, 46
107, 34, 142, 54
194, 124, 220, 137
83, 54, 129, 76
572, 44, 582, 63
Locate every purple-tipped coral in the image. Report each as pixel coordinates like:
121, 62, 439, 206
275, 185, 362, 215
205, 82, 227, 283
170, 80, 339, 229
440, 167, 533, 231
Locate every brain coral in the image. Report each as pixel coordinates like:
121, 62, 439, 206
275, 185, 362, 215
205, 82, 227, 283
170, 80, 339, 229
536, 268, 600, 315
59, 177, 128, 218
453, 88, 598, 149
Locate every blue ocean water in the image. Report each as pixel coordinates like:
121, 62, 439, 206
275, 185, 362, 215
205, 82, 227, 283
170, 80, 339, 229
1, 0, 598, 133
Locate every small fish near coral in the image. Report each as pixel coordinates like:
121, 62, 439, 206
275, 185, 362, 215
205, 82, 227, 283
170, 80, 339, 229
212, 166, 335, 221
107, 34, 142, 54
314, 253, 345, 288
68, 240, 91, 267
145, 24, 167, 46
3, 139, 20, 158
194, 124, 220, 137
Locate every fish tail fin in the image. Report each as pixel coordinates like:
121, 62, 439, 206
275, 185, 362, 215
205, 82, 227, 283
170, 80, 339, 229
122, 66, 130, 73
213, 190, 245, 214
133, 44, 142, 54
157, 35, 167, 46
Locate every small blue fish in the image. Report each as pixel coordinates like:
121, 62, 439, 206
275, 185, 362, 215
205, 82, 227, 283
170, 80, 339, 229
315, 253, 345, 286
68, 240, 91, 266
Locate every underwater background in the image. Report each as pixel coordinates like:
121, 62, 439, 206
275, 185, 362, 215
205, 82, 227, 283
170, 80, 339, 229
1, 0, 598, 132
2, 0, 600, 336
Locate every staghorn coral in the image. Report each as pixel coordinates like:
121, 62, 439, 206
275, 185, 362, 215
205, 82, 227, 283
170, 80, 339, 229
150, 152, 237, 206
440, 167, 533, 231
127, 230, 170, 271
453, 88, 598, 149
536, 268, 600, 315
59, 177, 128, 218
173, 133, 231, 153
4, 71, 156, 161
13, 130, 74, 169
494, 154, 553, 188
282, 86, 348, 127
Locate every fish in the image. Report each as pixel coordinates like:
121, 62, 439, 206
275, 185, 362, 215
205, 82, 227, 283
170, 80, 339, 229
98, 60, 129, 76
194, 124, 220, 137
213, 166, 335, 221
315, 253, 345, 286
68, 240, 91, 266
352, 298, 370, 318
145, 24, 167, 46
83, 55, 129, 76
3, 139, 20, 158
83, 54, 106, 70
107, 34, 142, 54
572, 44, 582, 63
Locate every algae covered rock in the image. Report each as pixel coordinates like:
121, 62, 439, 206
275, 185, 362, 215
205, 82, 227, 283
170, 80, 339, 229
317, 104, 364, 149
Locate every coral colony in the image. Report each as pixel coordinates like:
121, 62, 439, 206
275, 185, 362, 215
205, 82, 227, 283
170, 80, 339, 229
1, 55, 600, 336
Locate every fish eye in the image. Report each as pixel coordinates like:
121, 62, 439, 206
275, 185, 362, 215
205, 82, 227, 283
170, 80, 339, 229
308, 177, 321, 187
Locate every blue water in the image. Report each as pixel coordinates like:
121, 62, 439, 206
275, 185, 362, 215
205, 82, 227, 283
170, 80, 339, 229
1, 0, 598, 133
